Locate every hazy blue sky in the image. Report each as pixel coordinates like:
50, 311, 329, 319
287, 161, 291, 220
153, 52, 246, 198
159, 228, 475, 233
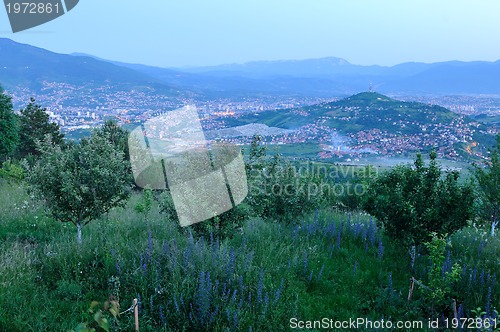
1, 0, 499, 67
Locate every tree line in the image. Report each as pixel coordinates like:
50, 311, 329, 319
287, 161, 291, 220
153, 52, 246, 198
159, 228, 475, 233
1, 84, 499, 250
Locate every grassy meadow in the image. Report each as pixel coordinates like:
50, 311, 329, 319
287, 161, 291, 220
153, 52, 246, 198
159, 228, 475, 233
0, 178, 498, 331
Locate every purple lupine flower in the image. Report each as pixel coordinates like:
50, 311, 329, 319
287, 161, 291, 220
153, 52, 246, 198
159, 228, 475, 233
171, 239, 178, 257
222, 282, 227, 301
159, 305, 166, 326
243, 251, 254, 271
174, 295, 180, 313
189, 309, 195, 324
457, 304, 464, 320
257, 268, 264, 305
479, 269, 485, 288
148, 231, 153, 256
262, 292, 269, 316
336, 228, 341, 249
478, 240, 486, 258
115, 261, 121, 275
303, 252, 308, 275
353, 261, 357, 274
227, 249, 236, 277
274, 278, 284, 304
329, 243, 334, 258
231, 289, 237, 303
196, 271, 211, 321
308, 271, 314, 283
140, 254, 147, 274
368, 221, 376, 246
317, 264, 325, 282
209, 305, 219, 325
472, 267, 478, 285
188, 229, 195, 247
162, 240, 170, 257
352, 223, 358, 237
213, 278, 220, 295
378, 241, 384, 260
442, 251, 452, 276
238, 297, 243, 310
183, 248, 191, 270
238, 275, 244, 292
485, 286, 492, 316
137, 294, 143, 314
361, 225, 367, 240
232, 310, 238, 330
461, 264, 467, 280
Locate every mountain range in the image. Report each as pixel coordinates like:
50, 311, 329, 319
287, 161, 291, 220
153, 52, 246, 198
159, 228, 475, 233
1, 38, 500, 98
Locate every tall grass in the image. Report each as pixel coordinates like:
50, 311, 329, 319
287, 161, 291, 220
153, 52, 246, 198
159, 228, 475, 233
0, 180, 498, 331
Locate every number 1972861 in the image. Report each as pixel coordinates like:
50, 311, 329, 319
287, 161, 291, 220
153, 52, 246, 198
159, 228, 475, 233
5, 2, 60, 14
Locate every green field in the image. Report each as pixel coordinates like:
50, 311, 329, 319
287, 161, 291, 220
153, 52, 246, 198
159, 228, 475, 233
0, 179, 498, 331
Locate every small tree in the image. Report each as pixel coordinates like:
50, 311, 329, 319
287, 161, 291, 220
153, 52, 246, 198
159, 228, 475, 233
473, 135, 500, 236
25, 133, 131, 244
0, 85, 19, 160
94, 119, 130, 161
17, 97, 64, 158
363, 151, 475, 249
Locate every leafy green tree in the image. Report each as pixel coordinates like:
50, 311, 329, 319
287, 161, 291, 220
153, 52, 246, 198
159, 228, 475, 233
17, 97, 64, 158
0, 85, 19, 160
94, 120, 130, 161
247, 153, 326, 223
246, 134, 266, 170
363, 151, 475, 248
25, 133, 131, 244
340, 165, 378, 210
473, 135, 500, 237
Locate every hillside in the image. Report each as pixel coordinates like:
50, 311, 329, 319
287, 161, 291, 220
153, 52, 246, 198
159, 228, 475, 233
0, 38, 175, 92
227, 92, 494, 160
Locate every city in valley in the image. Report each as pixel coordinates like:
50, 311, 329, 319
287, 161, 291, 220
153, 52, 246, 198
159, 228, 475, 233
6, 80, 500, 163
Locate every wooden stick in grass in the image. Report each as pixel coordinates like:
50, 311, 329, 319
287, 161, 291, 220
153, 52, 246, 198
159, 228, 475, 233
134, 298, 139, 331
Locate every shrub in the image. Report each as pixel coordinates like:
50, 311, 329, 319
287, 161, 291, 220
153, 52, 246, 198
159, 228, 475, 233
364, 151, 475, 248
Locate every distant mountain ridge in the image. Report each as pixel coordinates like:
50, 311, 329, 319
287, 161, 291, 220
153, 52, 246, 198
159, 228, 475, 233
0, 38, 178, 93
1, 38, 500, 99
71, 46, 500, 96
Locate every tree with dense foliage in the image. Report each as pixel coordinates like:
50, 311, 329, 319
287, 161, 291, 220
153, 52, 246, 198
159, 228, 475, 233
0, 85, 19, 160
363, 151, 475, 248
473, 135, 500, 237
25, 133, 131, 244
94, 119, 130, 161
17, 97, 64, 158
243, 134, 329, 223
